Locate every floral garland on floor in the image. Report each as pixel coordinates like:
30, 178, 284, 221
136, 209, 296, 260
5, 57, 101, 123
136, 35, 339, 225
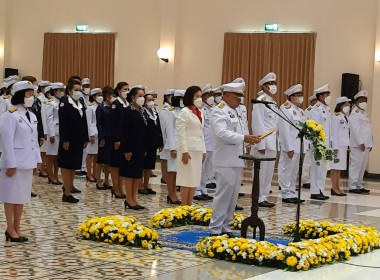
196, 220, 380, 271
76, 215, 160, 249
148, 205, 244, 230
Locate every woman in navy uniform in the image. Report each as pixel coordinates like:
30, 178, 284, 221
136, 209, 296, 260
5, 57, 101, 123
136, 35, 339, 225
139, 91, 163, 195
121, 86, 149, 210
96, 87, 116, 195
58, 80, 89, 203
0, 81, 41, 242
109, 82, 129, 200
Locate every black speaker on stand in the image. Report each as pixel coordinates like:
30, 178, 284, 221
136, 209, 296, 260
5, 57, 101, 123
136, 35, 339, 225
4, 68, 19, 79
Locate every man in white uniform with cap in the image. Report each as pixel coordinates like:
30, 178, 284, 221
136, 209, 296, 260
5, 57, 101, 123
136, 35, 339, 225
212, 86, 223, 106
309, 84, 332, 200
194, 83, 214, 201
251, 72, 278, 208
209, 82, 260, 237
348, 90, 373, 194
302, 94, 318, 189
278, 84, 306, 204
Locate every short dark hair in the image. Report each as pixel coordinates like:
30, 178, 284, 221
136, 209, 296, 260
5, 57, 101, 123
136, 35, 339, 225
127, 87, 141, 103
102, 86, 114, 99
11, 89, 28, 105
114, 82, 129, 97
65, 80, 81, 95
334, 102, 346, 113
183, 86, 201, 107
68, 75, 82, 84
22, 76, 37, 83
171, 96, 181, 107
163, 95, 171, 105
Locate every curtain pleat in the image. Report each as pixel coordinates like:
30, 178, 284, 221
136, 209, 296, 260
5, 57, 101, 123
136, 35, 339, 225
42, 33, 115, 87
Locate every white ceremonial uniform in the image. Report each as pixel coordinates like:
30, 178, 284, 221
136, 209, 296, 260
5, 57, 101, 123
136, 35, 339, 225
348, 106, 374, 190
37, 93, 48, 104
0, 95, 13, 116
301, 106, 313, 185
195, 103, 214, 196
209, 101, 245, 234
45, 97, 60, 156
0, 105, 41, 204
159, 102, 171, 161
86, 102, 98, 154
80, 93, 90, 171
250, 93, 278, 203
39, 96, 49, 153
166, 107, 180, 172
330, 112, 349, 170
278, 101, 305, 199
309, 101, 331, 195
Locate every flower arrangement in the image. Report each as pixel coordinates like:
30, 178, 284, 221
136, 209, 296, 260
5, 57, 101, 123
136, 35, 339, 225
196, 220, 380, 271
76, 215, 160, 249
300, 119, 338, 165
149, 206, 244, 230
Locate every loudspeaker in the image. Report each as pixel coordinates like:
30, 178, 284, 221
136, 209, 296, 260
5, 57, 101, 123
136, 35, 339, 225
341, 73, 359, 100
4, 68, 18, 79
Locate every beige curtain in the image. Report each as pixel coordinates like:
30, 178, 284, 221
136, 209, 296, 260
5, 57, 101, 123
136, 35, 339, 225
222, 32, 316, 128
42, 33, 115, 87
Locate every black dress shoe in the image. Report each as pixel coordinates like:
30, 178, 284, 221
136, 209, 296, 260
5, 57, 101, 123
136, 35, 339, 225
31, 192, 37, 197
194, 195, 208, 201
19, 236, 28, 242
147, 188, 156, 194
71, 187, 81, 193
75, 171, 85, 176
138, 189, 150, 195
282, 198, 299, 204
39, 172, 48, 178
360, 188, 370, 193
320, 191, 329, 200
221, 232, 235, 238
160, 178, 167, 185
331, 189, 347, 196
258, 201, 275, 208
235, 205, 243, 211
62, 195, 79, 203
238, 193, 245, 197
81, 171, 87, 176
303, 183, 311, 189
206, 183, 216, 189
202, 194, 213, 200
5, 231, 23, 242
310, 194, 326, 200
103, 183, 113, 189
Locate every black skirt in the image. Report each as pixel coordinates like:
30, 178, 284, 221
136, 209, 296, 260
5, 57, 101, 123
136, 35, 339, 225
119, 150, 145, 179
109, 140, 122, 168
57, 140, 84, 170
143, 146, 157, 170
97, 136, 112, 165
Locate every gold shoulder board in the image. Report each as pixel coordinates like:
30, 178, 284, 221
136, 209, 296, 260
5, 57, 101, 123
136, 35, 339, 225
3, 95, 9, 99
89, 102, 94, 106
9, 106, 17, 113
356, 108, 359, 113
48, 98, 53, 102
285, 105, 291, 109
262, 96, 267, 101
316, 102, 320, 107
335, 112, 340, 116
169, 107, 175, 111
218, 103, 225, 108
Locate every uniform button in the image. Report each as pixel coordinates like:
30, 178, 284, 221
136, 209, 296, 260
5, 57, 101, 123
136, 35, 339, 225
32, 148, 34, 150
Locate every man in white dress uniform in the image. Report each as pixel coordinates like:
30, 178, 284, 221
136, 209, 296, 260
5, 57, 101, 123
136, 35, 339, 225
209, 82, 260, 237
348, 90, 373, 194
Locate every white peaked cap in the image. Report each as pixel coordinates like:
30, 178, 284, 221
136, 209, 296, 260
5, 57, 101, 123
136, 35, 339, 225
4, 75, 19, 82
257, 90, 264, 96
38, 80, 50, 87
130, 85, 147, 91
221, 82, 245, 95
314, 84, 330, 94
45, 86, 52, 92
82, 78, 90, 85
11, 81, 36, 95
202, 83, 213, 95
212, 86, 222, 94
284, 84, 303, 96
308, 94, 317, 101
145, 90, 156, 95
2, 80, 17, 89
354, 90, 368, 100
165, 89, 175, 96
259, 72, 276, 86
51, 82, 64, 90
174, 89, 185, 97
336, 96, 351, 104
91, 88, 102, 96
231, 77, 245, 84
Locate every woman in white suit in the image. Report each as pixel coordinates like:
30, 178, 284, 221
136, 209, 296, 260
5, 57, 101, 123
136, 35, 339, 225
176, 86, 206, 206
0, 81, 42, 242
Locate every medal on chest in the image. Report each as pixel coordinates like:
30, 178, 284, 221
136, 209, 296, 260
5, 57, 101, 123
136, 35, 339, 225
228, 111, 235, 118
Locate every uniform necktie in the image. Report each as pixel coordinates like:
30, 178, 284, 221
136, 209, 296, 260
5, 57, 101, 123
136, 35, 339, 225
26, 111, 31, 122
344, 116, 348, 123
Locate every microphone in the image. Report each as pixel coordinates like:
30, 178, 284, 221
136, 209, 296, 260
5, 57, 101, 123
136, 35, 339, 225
251, 99, 276, 105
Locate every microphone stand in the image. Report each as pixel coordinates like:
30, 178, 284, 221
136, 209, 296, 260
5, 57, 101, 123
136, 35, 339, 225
262, 103, 304, 242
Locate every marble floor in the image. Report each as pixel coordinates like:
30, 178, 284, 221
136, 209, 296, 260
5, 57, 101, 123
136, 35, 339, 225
0, 162, 380, 279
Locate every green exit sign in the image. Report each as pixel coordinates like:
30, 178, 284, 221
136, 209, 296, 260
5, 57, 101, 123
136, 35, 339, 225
76, 24, 88, 32
265, 23, 280, 31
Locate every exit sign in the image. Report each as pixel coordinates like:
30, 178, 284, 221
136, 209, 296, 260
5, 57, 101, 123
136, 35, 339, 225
265, 23, 280, 31
76, 24, 88, 32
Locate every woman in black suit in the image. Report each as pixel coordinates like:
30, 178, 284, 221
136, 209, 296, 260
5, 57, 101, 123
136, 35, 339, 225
109, 82, 129, 200
58, 80, 89, 203
120, 86, 148, 210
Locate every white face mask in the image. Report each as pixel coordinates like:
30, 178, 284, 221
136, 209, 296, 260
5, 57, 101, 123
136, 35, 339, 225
298, 97, 304, 104
194, 97, 203, 108
180, 100, 184, 108
83, 88, 90, 95
136, 96, 145, 107
240, 97, 245, 104
342, 106, 350, 114
268, 85, 277, 95
24, 96, 34, 108
57, 92, 64, 99
72, 91, 82, 101
96, 96, 104, 104
358, 102, 367, 110
146, 101, 155, 109
121, 91, 129, 99
324, 95, 332, 105
206, 96, 215, 106
110, 96, 116, 103
214, 96, 222, 104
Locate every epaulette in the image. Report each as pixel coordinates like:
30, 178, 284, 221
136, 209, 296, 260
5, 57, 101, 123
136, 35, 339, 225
335, 112, 340, 116
218, 103, 225, 108
284, 102, 291, 109
48, 98, 53, 102
169, 107, 175, 111
199, 104, 203, 109
36, 93, 40, 97
43, 101, 48, 104
9, 106, 17, 113
356, 108, 359, 113
89, 102, 94, 106
3, 95, 9, 99
262, 96, 267, 101
316, 102, 320, 107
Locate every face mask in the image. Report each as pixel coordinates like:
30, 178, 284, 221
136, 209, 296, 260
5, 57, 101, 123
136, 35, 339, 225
72, 91, 82, 101
83, 88, 90, 95
110, 96, 116, 103
136, 96, 145, 107
57, 92, 64, 99
146, 101, 155, 109
214, 96, 222, 104
240, 97, 245, 104
268, 85, 277, 95
206, 96, 215, 106
342, 106, 350, 114
180, 100, 184, 108
194, 97, 203, 108
358, 102, 367, 110
96, 96, 104, 104
24, 96, 34, 108
324, 95, 332, 105
298, 97, 304, 104
121, 91, 129, 99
